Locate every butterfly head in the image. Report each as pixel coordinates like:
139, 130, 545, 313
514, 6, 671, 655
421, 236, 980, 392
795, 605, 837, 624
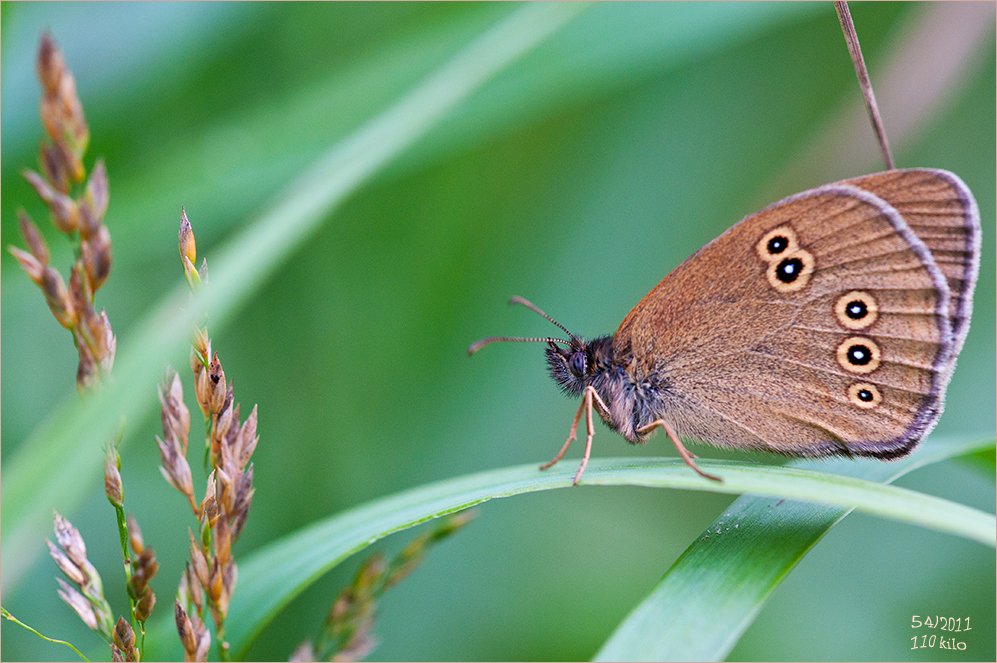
544, 334, 615, 397
469, 296, 607, 393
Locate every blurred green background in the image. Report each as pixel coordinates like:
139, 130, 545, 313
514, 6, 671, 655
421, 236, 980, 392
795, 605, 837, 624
2, 2, 994, 661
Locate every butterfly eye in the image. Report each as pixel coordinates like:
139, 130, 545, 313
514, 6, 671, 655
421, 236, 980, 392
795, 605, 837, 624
568, 351, 587, 377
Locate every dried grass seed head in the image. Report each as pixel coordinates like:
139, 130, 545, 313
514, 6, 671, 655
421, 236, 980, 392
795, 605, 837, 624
17, 209, 50, 263
208, 353, 226, 413
56, 578, 99, 631
135, 588, 156, 623
157, 433, 194, 501
181, 561, 205, 615
22, 168, 80, 233
126, 512, 144, 554
38, 142, 71, 193
47, 538, 88, 586
81, 224, 112, 292
42, 267, 76, 329
104, 444, 123, 507
174, 599, 198, 658
75, 335, 99, 393
113, 617, 136, 654
160, 370, 191, 453
187, 528, 211, 590
179, 207, 196, 265
53, 511, 87, 568
8, 245, 46, 285
36, 33, 88, 178
85, 159, 109, 221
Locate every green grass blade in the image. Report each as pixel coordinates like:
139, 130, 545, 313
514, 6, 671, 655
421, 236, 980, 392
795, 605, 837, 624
142, 436, 994, 659
594, 436, 996, 662
0, 0, 589, 594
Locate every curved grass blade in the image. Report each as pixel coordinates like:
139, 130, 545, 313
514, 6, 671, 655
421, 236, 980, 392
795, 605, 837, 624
141, 436, 994, 659
0, 1, 590, 594
593, 436, 996, 662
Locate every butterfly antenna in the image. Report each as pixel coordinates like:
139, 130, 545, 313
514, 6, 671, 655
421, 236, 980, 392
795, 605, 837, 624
508, 296, 580, 343
467, 335, 570, 356
467, 296, 579, 356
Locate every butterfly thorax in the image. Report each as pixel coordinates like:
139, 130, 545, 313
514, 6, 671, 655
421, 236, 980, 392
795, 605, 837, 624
545, 335, 669, 444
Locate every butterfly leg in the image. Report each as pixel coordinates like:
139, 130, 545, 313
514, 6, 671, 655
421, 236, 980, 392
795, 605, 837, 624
637, 419, 722, 482
540, 385, 607, 485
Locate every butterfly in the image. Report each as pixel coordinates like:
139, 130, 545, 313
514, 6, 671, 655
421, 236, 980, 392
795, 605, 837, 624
470, 169, 980, 484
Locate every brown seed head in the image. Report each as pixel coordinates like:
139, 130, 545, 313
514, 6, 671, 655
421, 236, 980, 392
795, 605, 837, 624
41, 266, 76, 329
175, 599, 197, 656
157, 434, 194, 502
188, 528, 211, 590
195, 365, 212, 419
56, 578, 99, 631
223, 402, 241, 451
23, 168, 80, 233
95, 310, 116, 371
213, 516, 232, 566
79, 306, 110, 362
18, 209, 50, 264
130, 547, 159, 596
39, 143, 72, 194
113, 617, 136, 656
127, 513, 144, 554
214, 403, 235, 448
208, 353, 226, 414
219, 466, 242, 520
9, 246, 46, 286
68, 260, 92, 314
221, 559, 237, 617
135, 588, 156, 623
36, 34, 88, 180
36, 33, 64, 95
85, 160, 109, 220
208, 557, 224, 606
192, 326, 211, 364
180, 206, 197, 266
47, 538, 88, 586
75, 329, 99, 393
160, 371, 191, 454
236, 405, 259, 469
181, 561, 205, 615
200, 471, 219, 526
229, 491, 254, 542
104, 444, 124, 507
192, 613, 211, 662
53, 511, 87, 569
81, 224, 112, 292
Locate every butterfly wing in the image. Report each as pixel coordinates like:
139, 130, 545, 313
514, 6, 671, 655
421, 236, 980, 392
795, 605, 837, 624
613, 169, 977, 459
842, 168, 980, 371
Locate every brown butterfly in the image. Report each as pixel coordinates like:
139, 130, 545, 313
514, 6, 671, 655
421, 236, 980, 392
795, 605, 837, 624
469, 169, 980, 484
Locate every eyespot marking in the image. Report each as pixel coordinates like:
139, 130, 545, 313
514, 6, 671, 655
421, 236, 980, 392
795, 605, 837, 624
765, 248, 814, 292
848, 382, 882, 409
835, 290, 879, 330
837, 336, 881, 374
756, 225, 799, 261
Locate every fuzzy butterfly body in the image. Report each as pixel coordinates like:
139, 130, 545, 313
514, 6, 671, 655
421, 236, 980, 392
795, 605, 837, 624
473, 169, 979, 483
